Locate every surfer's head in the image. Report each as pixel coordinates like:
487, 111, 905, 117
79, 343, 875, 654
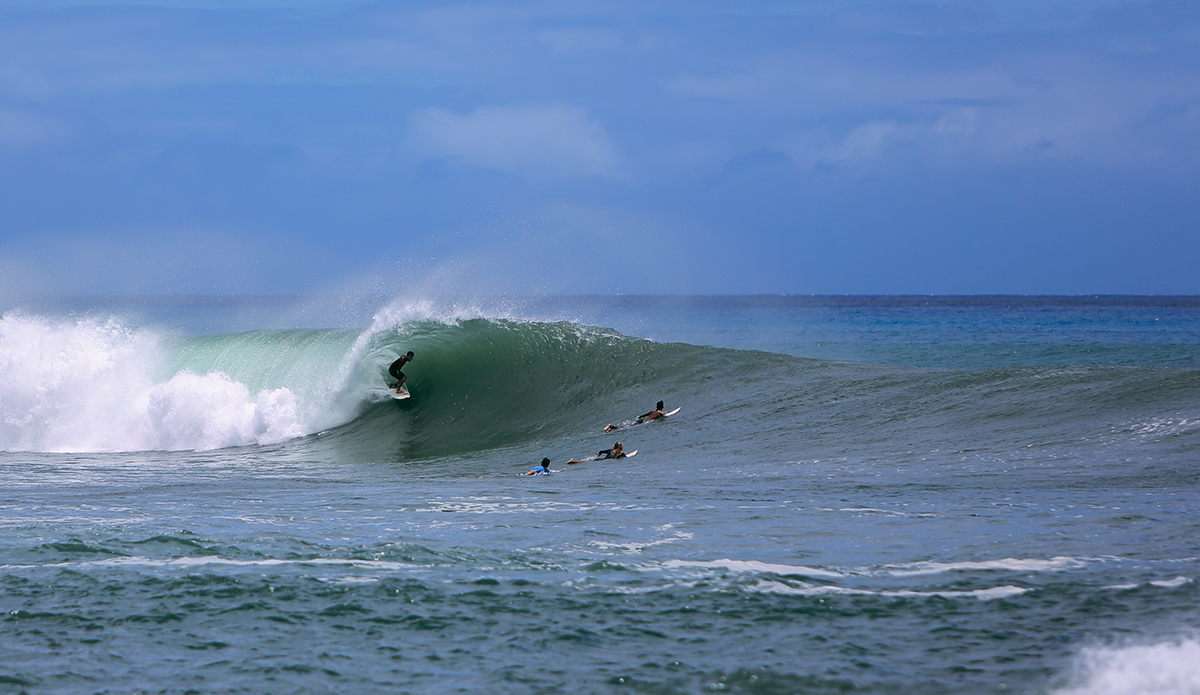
656, 401, 664, 410
406, 351, 414, 358
612, 442, 623, 455
541, 458, 550, 468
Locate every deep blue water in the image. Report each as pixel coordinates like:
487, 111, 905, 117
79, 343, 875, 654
1, 296, 1198, 694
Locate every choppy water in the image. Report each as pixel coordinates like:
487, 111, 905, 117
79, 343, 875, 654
2, 295, 1198, 694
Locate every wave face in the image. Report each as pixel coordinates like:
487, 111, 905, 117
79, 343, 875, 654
0, 307, 698, 454
3, 307, 1198, 462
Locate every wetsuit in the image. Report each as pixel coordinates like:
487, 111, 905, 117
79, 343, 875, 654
389, 354, 412, 382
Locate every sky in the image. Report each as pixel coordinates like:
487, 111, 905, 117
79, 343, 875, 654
1, 0, 1198, 297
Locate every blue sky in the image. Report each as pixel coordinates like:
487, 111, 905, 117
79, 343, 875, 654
1, 0, 1198, 297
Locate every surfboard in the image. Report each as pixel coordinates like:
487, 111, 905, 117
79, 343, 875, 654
567, 449, 637, 464
390, 386, 410, 400
601, 407, 681, 432
624, 450, 638, 458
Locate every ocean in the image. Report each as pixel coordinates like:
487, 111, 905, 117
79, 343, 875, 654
1, 295, 1198, 695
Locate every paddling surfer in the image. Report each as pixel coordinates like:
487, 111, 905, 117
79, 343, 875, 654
525, 458, 553, 475
604, 401, 666, 432
567, 441, 626, 464
637, 401, 666, 424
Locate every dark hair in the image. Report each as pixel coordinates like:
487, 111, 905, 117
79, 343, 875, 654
406, 351, 415, 357
656, 401, 664, 410
541, 458, 550, 466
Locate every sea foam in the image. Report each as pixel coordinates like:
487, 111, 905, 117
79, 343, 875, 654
0, 313, 304, 452
1055, 638, 1200, 695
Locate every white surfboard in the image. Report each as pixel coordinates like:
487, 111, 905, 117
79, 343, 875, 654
567, 449, 637, 464
390, 385, 410, 400
602, 407, 681, 432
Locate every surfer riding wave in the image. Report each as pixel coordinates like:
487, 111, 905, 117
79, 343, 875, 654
389, 351, 414, 393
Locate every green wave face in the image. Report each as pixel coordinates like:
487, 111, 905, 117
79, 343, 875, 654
318, 318, 728, 460
292, 317, 1200, 465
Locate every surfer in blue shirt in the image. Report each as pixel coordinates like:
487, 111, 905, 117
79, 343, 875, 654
389, 351, 414, 393
525, 458, 552, 475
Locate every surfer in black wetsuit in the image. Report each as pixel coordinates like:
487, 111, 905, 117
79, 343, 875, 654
389, 351, 414, 392
567, 441, 625, 464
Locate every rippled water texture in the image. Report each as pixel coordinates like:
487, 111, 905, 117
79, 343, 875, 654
2, 296, 1198, 694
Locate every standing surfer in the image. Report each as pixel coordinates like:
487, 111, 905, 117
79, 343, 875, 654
389, 351, 414, 393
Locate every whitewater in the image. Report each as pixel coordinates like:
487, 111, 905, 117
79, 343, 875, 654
1, 295, 1198, 694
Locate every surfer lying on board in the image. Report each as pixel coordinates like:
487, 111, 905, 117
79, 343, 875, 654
388, 351, 414, 392
525, 458, 552, 475
604, 401, 665, 432
567, 441, 625, 464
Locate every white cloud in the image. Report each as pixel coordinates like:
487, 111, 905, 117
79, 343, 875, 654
687, 44, 1200, 173
823, 120, 903, 163
409, 103, 620, 179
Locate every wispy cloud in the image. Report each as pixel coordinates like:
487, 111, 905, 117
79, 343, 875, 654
0, 0, 1197, 295
0, 105, 70, 148
673, 42, 1200, 172
535, 27, 623, 54
410, 103, 620, 180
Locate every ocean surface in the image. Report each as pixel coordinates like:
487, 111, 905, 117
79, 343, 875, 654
1, 295, 1198, 695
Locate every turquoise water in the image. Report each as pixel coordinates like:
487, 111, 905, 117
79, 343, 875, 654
2, 296, 1199, 694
